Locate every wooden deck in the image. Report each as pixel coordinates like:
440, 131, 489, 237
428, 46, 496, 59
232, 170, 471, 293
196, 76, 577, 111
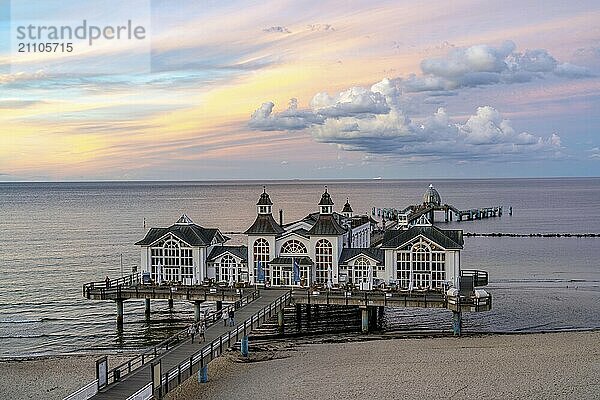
90, 289, 289, 400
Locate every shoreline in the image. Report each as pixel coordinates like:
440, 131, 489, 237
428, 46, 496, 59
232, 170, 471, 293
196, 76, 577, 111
2, 330, 598, 399
165, 330, 600, 400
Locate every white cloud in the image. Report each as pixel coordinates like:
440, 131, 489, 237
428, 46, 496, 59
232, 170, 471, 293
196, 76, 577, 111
263, 26, 291, 33
310, 86, 390, 117
248, 98, 323, 131
402, 41, 594, 93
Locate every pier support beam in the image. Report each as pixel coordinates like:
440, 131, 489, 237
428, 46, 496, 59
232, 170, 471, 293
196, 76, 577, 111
216, 301, 223, 311
168, 298, 174, 309
452, 311, 462, 337
277, 309, 284, 333
198, 365, 208, 383
144, 298, 150, 319
116, 299, 124, 327
194, 301, 202, 322
295, 304, 302, 331
241, 335, 249, 357
360, 307, 369, 333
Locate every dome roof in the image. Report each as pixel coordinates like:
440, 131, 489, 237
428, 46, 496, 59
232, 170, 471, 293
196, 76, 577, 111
342, 198, 353, 213
318, 187, 334, 206
256, 186, 273, 206
423, 184, 441, 206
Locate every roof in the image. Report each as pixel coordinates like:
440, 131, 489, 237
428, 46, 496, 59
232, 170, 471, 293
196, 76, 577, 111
339, 248, 384, 264
423, 184, 441, 206
135, 220, 227, 247
269, 256, 313, 266
342, 198, 353, 213
207, 246, 248, 262
381, 225, 463, 249
318, 189, 334, 206
257, 187, 273, 206
307, 214, 347, 236
244, 214, 285, 235
280, 228, 310, 239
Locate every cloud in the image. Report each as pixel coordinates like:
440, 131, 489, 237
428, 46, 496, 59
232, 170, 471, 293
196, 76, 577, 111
263, 26, 291, 33
307, 24, 335, 31
311, 105, 563, 161
401, 41, 594, 93
310, 86, 390, 117
248, 98, 323, 131
589, 147, 600, 160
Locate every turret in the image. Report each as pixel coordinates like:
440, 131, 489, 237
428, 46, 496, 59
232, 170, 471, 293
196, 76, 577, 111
319, 186, 334, 215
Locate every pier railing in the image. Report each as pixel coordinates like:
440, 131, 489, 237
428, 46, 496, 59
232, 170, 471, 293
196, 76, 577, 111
83, 273, 141, 297
460, 269, 489, 287
156, 290, 292, 398
98, 290, 260, 391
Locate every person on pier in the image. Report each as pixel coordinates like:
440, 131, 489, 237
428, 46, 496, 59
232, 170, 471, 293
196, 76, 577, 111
198, 320, 206, 342
222, 308, 229, 327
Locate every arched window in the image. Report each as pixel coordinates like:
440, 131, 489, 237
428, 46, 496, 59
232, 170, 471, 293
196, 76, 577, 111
150, 236, 193, 283
395, 238, 445, 289
315, 239, 332, 284
217, 254, 237, 283
351, 257, 371, 284
280, 240, 307, 255
253, 238, 270, 282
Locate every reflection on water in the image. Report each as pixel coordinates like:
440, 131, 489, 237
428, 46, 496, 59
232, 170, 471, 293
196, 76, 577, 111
0, 179, 599, 359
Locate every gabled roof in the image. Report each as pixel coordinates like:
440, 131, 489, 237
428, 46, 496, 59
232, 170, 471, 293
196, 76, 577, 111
381, 226, 463, 250
244, 214, 285, 235
279, 228, 310, 239
269, 256, 313, 266
135, 222, 227, 247
207, 246, 248, 262
307, 214, 347, 236
339, 248, 384, 264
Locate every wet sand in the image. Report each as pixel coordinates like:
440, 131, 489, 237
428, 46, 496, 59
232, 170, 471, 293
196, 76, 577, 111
165, 331, 600, 400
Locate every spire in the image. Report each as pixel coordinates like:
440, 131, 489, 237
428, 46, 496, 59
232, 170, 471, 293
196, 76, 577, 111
319, 186, 334, 214
257, 186, 273, 214
176, 214, 194, 225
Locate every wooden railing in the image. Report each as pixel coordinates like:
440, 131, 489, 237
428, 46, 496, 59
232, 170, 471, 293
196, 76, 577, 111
83, 273, 141, 297
156, 290, 292, 398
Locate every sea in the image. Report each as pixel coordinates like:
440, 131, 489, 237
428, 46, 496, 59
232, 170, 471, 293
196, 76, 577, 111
0, 178, 599, 360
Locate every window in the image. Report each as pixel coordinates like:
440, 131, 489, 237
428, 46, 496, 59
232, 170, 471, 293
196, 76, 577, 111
253, 238, 270, 282
395, 238, 446, 289
280, 240, 307, 255
350, 257, 371, 284
315, 239, 332, 283
150, 236, 194, 283
217, 254, 238, 283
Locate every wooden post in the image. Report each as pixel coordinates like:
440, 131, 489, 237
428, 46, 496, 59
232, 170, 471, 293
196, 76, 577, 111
168, 298, 174, 309
241, 335, 249, 357
116, 299, 124, 327
277, 309, 284, 333
144, 298, 151, 319
360, 307, 369, 333
452, 311, 462, 336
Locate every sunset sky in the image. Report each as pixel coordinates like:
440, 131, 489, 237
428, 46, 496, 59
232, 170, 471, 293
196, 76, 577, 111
0, 0, 599, 180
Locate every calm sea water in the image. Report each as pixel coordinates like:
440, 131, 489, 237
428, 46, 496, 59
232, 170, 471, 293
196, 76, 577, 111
0, 179, 599, 359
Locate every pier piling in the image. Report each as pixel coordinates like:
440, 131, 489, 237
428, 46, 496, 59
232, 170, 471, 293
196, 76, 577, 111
360, 307, 369, 333
144, 298, 150, 319
168, 298, 174, 309
198, 365, 208, 383
277, 309, 284, 333
116, 299, 124, 326
452, 311, 462, 336
241, 335, 249, 357
194, 301, 202, 322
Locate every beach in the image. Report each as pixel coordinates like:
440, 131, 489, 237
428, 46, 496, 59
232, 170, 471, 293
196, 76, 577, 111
163, 331, 600, 400
0, 354, 131, 400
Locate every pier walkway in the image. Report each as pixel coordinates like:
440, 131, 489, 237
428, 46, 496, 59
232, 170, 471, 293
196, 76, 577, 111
86, 289, 289, 400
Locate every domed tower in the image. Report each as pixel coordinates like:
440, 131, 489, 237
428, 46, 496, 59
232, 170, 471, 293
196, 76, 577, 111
256, 186, 273, 215
318, 186, 334, 215
342, 197, 353, 218
423, 184, 441, 207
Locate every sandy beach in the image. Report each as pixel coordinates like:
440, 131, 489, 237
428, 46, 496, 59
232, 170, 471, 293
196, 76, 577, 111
0, 354, 132, 400
1, 331, 597, 399
164, 331, 600, 400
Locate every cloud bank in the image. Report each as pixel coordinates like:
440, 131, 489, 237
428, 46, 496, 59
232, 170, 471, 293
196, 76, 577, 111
248, 42, 579, 162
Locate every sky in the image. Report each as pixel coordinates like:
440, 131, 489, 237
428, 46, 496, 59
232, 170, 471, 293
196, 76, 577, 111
0, 0, 599, 181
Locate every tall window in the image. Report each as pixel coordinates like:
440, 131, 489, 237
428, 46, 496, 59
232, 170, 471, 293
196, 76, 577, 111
253, 238, 270, 282
280, 240, 307, 254
217, 254, 237, 283
315, 239, 332, 283
150, 236, 193, 283
395, 238, 446, 289
351, 257, 371, 284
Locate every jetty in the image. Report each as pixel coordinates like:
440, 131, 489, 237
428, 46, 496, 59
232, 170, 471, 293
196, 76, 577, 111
65, 185, 494, 400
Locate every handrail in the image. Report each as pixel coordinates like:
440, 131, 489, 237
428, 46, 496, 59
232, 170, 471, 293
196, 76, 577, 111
83, 273, 141, 297
159, 290, 292, 396
100, 290, 260, 390
126, 382, 153, 400
62, 379, 98, 400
